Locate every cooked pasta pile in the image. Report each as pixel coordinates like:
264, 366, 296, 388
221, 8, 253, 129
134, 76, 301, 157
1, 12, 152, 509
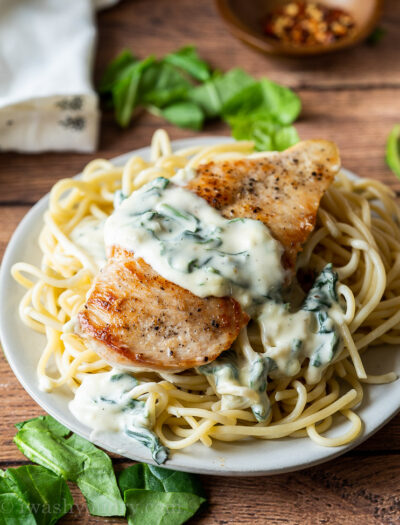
12, 130, 399, 452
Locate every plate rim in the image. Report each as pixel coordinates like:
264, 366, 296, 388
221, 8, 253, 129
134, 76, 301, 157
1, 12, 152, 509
1, 136, 399, 476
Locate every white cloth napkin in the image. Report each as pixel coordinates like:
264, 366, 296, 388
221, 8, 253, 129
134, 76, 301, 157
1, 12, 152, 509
0, 0, 117, 153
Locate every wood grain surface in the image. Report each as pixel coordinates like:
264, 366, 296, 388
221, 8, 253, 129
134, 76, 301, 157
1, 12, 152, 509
0, 1, 399, 524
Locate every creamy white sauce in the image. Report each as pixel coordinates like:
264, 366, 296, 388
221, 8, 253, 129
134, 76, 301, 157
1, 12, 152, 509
69, 369, 168, 463
258, 303, 309, 377
70, 217, 106, 269
70, 173, 344, 435
104, 177, 285, 310
258, 302, 343, 384
69, 370, 145, 432
199, 266, 344, 420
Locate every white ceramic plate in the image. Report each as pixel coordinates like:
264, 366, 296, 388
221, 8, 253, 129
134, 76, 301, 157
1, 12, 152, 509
1, 136, 400, 476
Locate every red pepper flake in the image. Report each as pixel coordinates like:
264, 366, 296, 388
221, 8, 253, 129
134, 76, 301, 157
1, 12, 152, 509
264, 1, 355, 46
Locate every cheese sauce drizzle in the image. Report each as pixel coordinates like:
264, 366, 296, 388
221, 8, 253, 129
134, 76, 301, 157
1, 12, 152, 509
104, 177, 286, 311
69, 370, 168, 464
72, 176, 344, 461
200, 266, 343, 421
72, 177, 340, 446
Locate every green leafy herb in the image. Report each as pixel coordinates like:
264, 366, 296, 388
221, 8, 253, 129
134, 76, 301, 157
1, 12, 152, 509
221, 79, 300, 124
199, 349, 239, 385
119, 464, 205, 525
100, 46, 301, 151
309, 310, 340, 368
259, 79, 301, 125
164, 45, 211, 82
125, 427, 169, 465
223, 78, 301, 151
124, 489, 205, 525
118, 464, 145, 493
386, 124, 400, 178
146, 465, 204, 495
66, 432, 125, 516
303, 264, 341, 369
188, 68, 255, 118
248, 356, 276, 421
0, 475, 36, 525
113, 56, 156, 127
221, 82, 264, 120
14, 416, 125, 517
161, 101, 204, 130
0, 465, 73, 525
110, 371, 138, 384
99, 49, 137, 94
303, 264, 338, 312
230, 114, 299, 151
11, 414, 205, 525
274, 125, 300, 151
119, 464, 204, 497
138, 62, 192, 108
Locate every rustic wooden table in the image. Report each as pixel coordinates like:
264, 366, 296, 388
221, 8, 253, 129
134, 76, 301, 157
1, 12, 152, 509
1, 1, 399, 523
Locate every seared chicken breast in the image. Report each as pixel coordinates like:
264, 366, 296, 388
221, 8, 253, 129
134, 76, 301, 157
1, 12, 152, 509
78, 246, 249, 370
188, 140, 340, 269
76, 140, 340, 371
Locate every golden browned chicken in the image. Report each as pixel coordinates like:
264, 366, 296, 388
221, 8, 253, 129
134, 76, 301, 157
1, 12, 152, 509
78, 246, 249, 370
188, 140, 340, 270
76, 140, 340, 371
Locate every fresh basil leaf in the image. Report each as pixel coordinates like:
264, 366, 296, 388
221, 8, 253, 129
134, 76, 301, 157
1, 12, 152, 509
0, 474, 36, 525
229, 114, 262, 141
188, 68, 255, 118
386, 124, 400, 178
221, 82, 263, 120
124, 489, 205, 525
230, 113, 298, 152
14, 417, 78, 480
14, 415, 68, 436
99, 49, 137, 94
118, 464, 145, 494
0, 495, 36, 525
211, 68, 255, 108
251, 122, 275, 151
274, 125, 300, 151
143, 465, 164, 492
164, 45, 211, 82
66, 433, 125, 517
187, 82, 221, 118
161, 102, 204, 130
138, 62, 192, 108
3, 466, 73, 525
146, 465, 205, 496
113, 56, 156, 127
119, 464, 163, 493
100, 47, 302, 139
14, 416, 125, 517
259, 79, 301, 125
230, 114, 276, 151
222, 79, 301, 126
119, 464, 205, 497
118, 463, 206, 524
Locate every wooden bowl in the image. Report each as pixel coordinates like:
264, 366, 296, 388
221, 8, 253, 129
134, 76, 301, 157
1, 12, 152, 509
215, 0, 384, 56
